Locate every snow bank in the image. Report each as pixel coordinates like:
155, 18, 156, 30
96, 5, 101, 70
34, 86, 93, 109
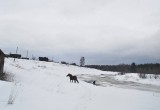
114, 73, 160, 86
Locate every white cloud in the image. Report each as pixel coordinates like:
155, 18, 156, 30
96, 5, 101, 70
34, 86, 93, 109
0, 0, 160, 64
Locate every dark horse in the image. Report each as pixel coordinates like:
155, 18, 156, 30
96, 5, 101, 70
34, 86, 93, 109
66, 73, 79, 83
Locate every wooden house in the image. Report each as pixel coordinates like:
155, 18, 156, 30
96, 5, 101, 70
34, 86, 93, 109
0, 49, 5, 76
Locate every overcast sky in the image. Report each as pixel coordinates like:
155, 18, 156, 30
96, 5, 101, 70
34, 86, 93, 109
0, 0, 160, 65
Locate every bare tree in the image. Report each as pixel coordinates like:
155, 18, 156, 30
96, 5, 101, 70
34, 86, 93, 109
80, 57, 85, 66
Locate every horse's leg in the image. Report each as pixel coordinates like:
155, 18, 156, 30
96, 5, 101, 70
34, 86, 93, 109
76, 80, 79, 83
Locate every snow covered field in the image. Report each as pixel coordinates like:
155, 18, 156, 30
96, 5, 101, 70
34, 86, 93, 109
0, 58, 160, 110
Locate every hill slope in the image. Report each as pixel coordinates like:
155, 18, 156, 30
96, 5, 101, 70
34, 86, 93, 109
0, 58, 160, 110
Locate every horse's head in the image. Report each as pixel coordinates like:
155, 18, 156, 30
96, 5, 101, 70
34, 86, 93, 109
66, 73, 72, 77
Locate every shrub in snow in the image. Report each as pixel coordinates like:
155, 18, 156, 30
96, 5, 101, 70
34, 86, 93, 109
154, 74, 159, 79
0, 71, 14, 82
61, 61, 69, 65
38, 65, 46, 69
118, 72, 125, 75
138, 73, 147, 79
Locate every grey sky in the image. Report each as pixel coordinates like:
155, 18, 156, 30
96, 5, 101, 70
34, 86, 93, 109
0, 0, 160, 65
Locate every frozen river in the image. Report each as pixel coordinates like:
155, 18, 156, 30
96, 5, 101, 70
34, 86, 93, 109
78, 74, 160, 93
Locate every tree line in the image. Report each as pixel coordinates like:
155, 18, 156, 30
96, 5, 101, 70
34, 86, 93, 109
85, 63, 160, 75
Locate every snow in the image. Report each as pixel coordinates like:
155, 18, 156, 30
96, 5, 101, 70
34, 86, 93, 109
114, 73, 160, 86
0, 58, 160, 110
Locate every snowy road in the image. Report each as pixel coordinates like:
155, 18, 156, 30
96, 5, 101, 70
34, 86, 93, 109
78, 74, 160, 93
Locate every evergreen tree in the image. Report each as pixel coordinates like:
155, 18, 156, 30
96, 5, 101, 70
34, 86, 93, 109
131, 62, 136, 73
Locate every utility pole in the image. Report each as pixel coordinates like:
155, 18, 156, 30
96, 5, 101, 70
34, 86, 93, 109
26, 50, 28, 58
14, 47, 18, 61
16, 47, 18, 54
32, 54, 36, 60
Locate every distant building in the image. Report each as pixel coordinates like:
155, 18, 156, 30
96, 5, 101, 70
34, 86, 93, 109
21, 57, 29, 60
0, 49, 6, 76
9, 54, 21, 59
39, 57, 49, 62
